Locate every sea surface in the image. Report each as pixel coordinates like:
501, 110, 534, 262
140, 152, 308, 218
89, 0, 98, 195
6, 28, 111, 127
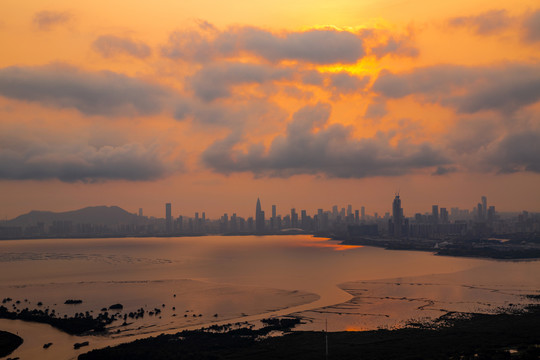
0, 235, 539, 359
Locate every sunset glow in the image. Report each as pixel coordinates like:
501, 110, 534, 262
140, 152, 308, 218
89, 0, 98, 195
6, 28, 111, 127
1, 0, 539, 219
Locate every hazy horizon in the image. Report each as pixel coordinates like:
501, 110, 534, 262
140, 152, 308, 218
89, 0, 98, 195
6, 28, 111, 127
3, 193, 536, 222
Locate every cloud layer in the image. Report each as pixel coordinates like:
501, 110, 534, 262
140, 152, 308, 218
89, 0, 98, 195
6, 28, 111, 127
0, 64, 170, 116
202, 103, 448, 178
373, 63, 540, 114
33, 10, 72, 31
485, 130, 540, 173
189, 62, 293, 101
162, 26, 367, 64
0, 135, 177, 182
449, 10, 513, 35
92, 35, 152, 58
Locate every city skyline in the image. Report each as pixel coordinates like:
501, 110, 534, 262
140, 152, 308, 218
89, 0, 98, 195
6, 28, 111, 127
1, 1, 539, 220
1, 2, 539, 358
1, 192, 536, 223
4, 193, 537, 240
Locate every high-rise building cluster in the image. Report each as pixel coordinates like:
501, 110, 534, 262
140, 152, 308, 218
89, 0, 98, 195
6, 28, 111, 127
386, 195, 516, 239
1, 195, 539, 239
157, 198, 378, 236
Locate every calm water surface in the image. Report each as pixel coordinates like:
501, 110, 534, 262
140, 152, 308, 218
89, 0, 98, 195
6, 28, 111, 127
0, 235, 538, 359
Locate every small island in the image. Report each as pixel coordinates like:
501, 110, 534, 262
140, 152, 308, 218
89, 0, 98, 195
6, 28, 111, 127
0, 330, 23, 358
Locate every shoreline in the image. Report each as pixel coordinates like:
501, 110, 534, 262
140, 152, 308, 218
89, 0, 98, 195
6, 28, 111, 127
2, 233, 539, 260
339, 236, 540, 260
78, 304, 540, 360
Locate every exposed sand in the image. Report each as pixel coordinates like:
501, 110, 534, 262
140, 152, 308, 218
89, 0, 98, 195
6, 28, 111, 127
292, 261, 540, 331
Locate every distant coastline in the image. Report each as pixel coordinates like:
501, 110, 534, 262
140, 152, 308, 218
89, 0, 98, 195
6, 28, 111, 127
2, 232, 540, 260
338, 235, 540, 260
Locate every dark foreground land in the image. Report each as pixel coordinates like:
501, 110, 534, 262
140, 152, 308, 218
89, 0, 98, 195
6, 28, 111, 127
0, 330, 23, 358
79, 305, 540, 360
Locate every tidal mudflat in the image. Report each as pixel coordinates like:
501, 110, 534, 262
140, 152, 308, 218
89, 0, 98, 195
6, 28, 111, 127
0, 235, 538, 359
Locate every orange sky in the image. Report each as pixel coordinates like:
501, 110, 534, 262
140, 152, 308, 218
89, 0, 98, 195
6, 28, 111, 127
0, 0, 539, 219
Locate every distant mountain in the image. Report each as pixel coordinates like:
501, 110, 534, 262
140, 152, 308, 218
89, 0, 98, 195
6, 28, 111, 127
8, 206, 140, 226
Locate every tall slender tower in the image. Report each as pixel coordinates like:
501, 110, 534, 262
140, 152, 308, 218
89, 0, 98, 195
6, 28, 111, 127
165, 203, 172, 233
392, 194, 402, 238
255, 197, 265, 233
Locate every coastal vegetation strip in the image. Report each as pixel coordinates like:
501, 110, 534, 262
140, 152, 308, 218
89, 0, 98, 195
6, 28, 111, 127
0, 306, 114, 335
78, 306, 540, 360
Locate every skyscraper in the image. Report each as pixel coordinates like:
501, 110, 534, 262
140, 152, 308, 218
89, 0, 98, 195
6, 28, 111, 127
440, 207, 448, 223
392, 194, 403, 238
481, 196, 487, 219
165, 203, 172, 233
432, 205, 439, 224
255, 197, 265, 233
271, 204, 277, 231
291, 208, 298, 228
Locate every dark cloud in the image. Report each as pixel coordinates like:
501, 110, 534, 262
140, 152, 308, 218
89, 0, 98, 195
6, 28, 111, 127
432, 166, 457, 176
449, 9, 512, 35
0, 135, 178, 182
174, 98, 288, 130
447, 118, 500, 155
188, 62, 293, 101
328, 72, 369, 95
162, 26, 366, 64
485, 130, 540, 173
448, 8, 540, 44
371, 36, 419, 58
202, 103, 448, 178
301, 70, 324, 86
0, 64, 170, 116
234, 27, 365, 64
92, 35, 151, 58
523, 9, 540, 43
33, 10, 72, 31
373, 63, 540, 114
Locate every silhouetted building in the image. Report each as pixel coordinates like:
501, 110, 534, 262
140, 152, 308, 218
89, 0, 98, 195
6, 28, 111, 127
488, 206, 496, 223
291, 208, 298, 228
271, 204, 277, 230
440, 207, 448, 224
165, 203, 172, 233
255, 198, 265, 233
477, 203, 484, 221
432, 205, 439, 224
392, 194, 403, 238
